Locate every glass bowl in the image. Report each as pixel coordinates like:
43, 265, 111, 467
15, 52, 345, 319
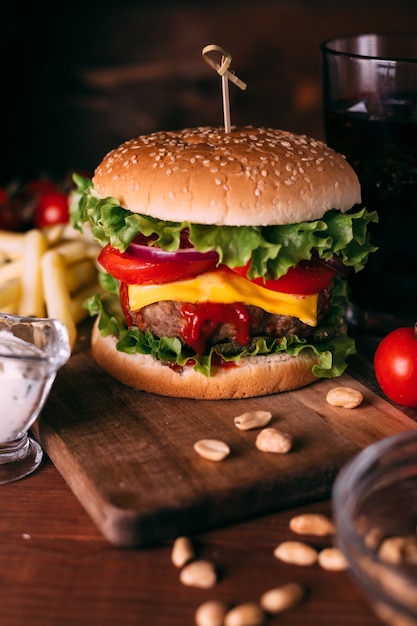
333, 430, 417, 626
0, 313, 70, 484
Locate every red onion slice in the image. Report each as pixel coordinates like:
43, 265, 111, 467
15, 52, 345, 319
317, 256, 352, 277
127, 240, 219, 263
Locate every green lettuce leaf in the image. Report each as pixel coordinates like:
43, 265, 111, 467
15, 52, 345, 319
70, 173, 378, 279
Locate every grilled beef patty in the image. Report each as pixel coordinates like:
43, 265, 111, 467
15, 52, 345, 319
129, 288, 332, 352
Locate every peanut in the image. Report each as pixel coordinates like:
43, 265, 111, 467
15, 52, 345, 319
171, 536, 194, 568
318, 547, 348, 571
224, 602, 265, 626
289, 513, 335, 536
273, 541, 318, 566
179, 560, 217, 589
326, 386, 364, 409
195, 600, 228, 626
255, 428, 293, 454
234, 410, 272, 431
378, 534, 417, 565
363, 525, 384, 551
260, 582, 305, 614
194, 439, 230, 462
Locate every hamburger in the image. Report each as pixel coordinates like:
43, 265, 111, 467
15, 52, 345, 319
70, 126, 376, 399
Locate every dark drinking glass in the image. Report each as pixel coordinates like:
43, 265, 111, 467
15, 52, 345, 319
321, 33, 417, 334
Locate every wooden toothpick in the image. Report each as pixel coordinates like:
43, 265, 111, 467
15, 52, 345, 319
202, 44, 247, 133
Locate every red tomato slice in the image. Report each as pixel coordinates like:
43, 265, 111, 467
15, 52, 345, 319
232, 259, 336, 295
98, 243, 219, 285
119, 281, 134, 326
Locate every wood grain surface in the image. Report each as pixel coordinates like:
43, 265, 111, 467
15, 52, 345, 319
33, 325, 417, 548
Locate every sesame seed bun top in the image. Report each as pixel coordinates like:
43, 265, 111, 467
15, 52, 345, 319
92, 126, 361, 226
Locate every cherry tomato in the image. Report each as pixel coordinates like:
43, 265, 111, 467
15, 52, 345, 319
34, 192, 69, 228
374, 325, 417, 407
232, 259, 336, 295
98, 243, 218, 285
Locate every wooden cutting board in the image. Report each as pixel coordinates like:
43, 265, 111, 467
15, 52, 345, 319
33, 326, 417, 548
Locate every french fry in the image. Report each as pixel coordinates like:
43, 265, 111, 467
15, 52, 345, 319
65, 258, 98, 294
0, 259, 23, 283
61, 221, 95, 242
0, 219, 101, 350
52, 239, 97, 265
69, 283, 103, 324
0, 230, 25, 259
42, 223, 67, 246
18, 229, 48, 317
0, 279, 21, 313
0, 302, 20, 314
41, 249, 77, 349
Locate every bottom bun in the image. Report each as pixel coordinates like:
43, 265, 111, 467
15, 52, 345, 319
91, 322, 320, 400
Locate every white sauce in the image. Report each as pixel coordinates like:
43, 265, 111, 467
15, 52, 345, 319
0, 331, 49, 442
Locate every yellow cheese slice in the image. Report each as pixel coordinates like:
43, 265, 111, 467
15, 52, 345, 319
128, 270, 318, 326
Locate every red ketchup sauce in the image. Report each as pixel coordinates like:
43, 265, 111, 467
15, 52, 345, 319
180, 302, 251, 355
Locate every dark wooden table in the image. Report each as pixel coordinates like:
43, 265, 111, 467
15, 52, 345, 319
1, 333, 415, 626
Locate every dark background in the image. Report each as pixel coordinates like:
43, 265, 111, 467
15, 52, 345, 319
2, 0, 417, 184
